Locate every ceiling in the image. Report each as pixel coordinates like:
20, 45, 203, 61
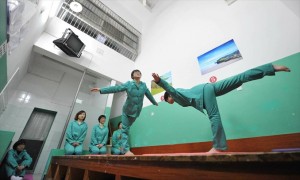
138, 0, 160, 10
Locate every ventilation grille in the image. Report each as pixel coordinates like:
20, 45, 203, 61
57, 0, 141, 61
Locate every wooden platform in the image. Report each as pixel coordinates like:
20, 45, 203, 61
45, 151, 300, 180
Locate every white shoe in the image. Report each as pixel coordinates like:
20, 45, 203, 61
206, 148, 226, 154
11, 175, 23, 180
124, 151, 134, 156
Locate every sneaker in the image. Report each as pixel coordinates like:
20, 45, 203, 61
11, 175, 23, 180
206, 148, 226, 154
124, 151, 134, 156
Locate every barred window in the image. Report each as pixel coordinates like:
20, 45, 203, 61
57, 0, 141, 61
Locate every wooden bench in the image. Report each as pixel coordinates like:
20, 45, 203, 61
44, 133, 300, 180
45, 151, 300, 180
43, 149, 90, 178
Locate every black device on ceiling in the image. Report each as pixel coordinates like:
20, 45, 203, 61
53, 28, 85, 58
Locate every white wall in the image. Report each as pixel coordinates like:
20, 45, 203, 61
108, 0, 300, 118
0, 55, 80, 175
34, 17, 135, 83
3, 1, 147, 177
109, 82, 127, 119
134, 0, 300, 105
0, 53, 111, 176
4, 0, 59, 178
280, 0, 300, 18
7, 0, 55, 83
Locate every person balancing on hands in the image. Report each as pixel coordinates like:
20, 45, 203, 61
152, 63, 290, 153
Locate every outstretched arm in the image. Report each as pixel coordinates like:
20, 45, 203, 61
273, 65, 291, 72
145, 88, 158, 106
90, 88, 100, 92
151, 73, 187, 103
90, 82, 129, 94
152, 73, 177, 93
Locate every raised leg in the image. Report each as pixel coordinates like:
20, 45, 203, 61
213, 63, 276, 96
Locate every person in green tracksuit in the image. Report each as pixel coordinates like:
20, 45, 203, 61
64, 110, 88, 155
5, 139, 32, 179
89, 115, 109, 154
152, 64, 290, 153
112, 122, 125, 155
91, 70, 158, 155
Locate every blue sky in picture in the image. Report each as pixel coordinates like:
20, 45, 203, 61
161, 71, 172, 83
197, 39, 240, 73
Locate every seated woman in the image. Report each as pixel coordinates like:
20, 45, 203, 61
64, 110, 88, 155
112, 122, 126, 155
4, 139, 32, 180
89, 115, 109, 154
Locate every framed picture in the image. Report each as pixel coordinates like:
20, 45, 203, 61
197, 39, 242, 75
151, 71, 172, 96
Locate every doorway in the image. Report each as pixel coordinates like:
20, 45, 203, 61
20, 108, 56, 172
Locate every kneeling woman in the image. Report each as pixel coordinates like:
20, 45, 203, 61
89, 115, 109, 154
64, 110, 88, 155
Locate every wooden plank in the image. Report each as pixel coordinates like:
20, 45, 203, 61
45, 161, 57, 179
65, 167, 71, 180
52, 165, 60, 180
69, 167, 85, 180
115, 174, 121, 180
83, 169, 89, 180
131, 133, 300, 154
53, 159, 297, 179
52, 165, 68, 180
48, 152, 300, 180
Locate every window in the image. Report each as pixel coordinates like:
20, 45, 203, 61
57, 0, 141, 61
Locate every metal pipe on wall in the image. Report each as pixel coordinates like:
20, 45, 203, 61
57, 69, 86, 148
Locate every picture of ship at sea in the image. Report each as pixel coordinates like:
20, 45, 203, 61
197, 39, 243, 75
